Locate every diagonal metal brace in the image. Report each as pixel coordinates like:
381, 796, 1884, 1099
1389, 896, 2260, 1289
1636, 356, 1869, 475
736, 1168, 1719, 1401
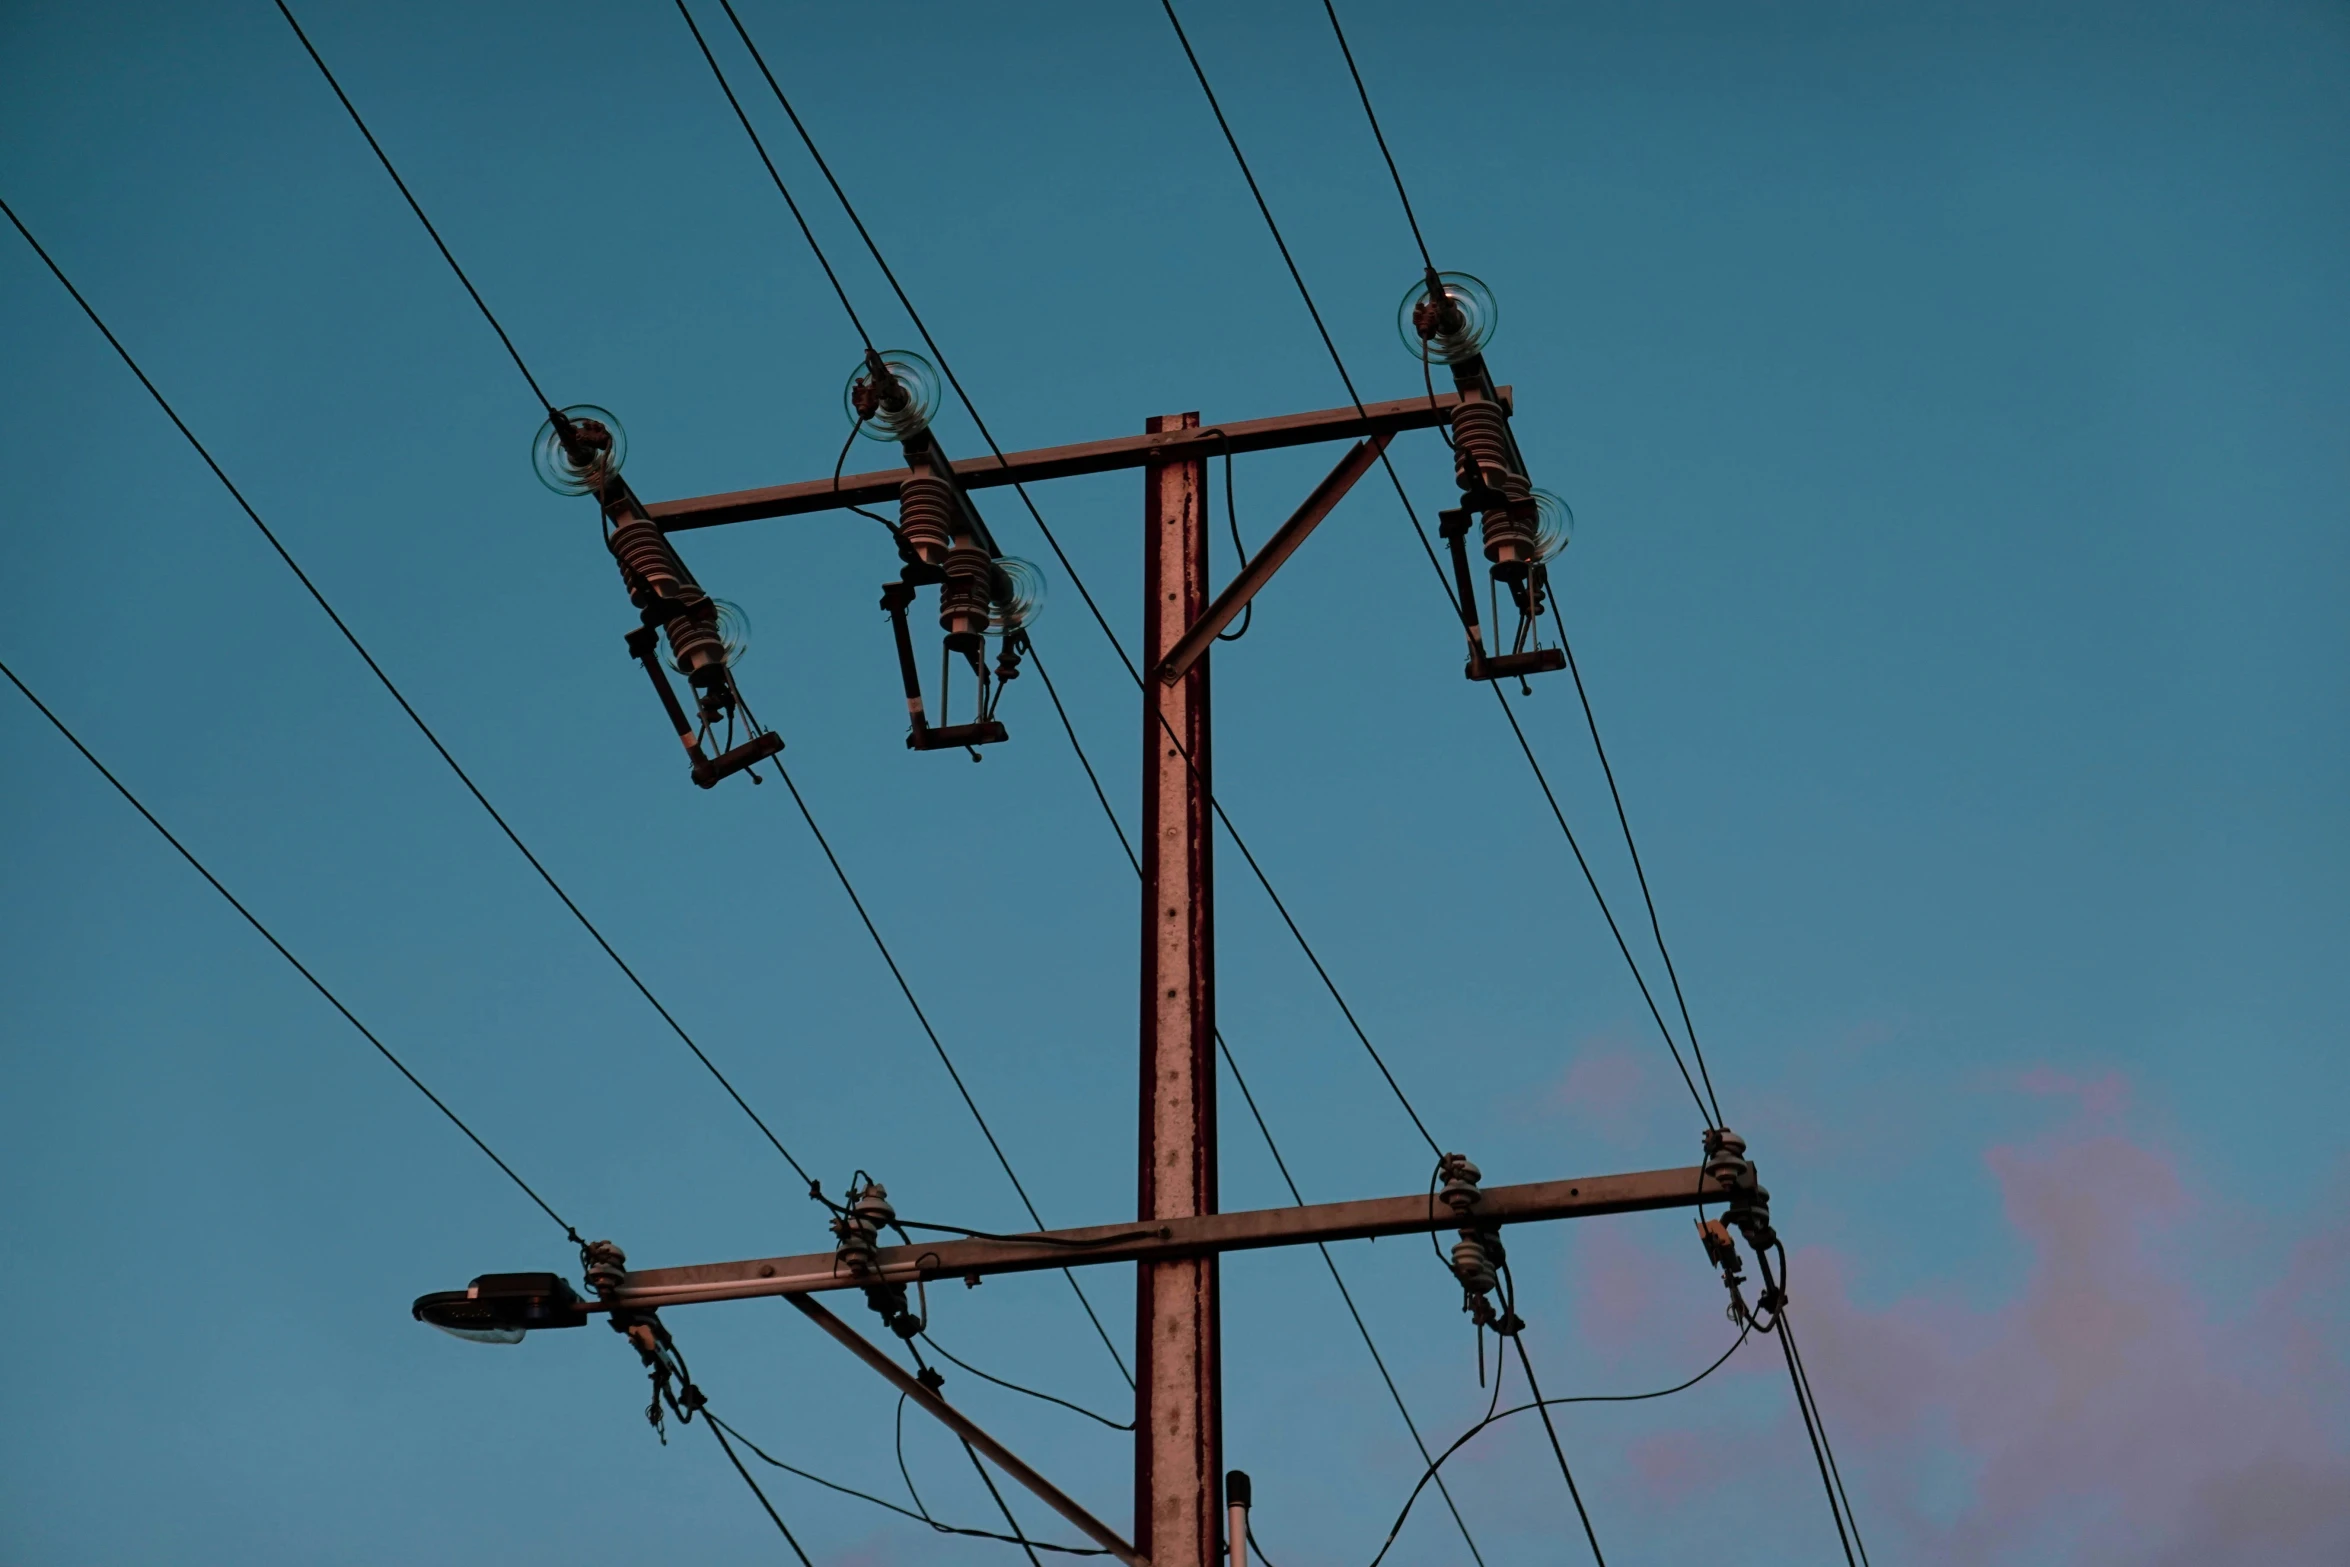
1154, 431, 1392, 685
786, 1294, 1147, 1567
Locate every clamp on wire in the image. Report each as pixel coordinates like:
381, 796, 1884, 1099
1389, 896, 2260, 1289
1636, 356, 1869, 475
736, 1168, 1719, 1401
1697, 1127, 1784, 1328
1435, 1153, 1523, 1383
832, 1175, 927, 1343
582, 1238, 707, 1442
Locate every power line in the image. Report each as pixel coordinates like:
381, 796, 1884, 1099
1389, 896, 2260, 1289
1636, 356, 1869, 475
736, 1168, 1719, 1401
1490, 687, 1713, 1124
0, 193, 823, 1195
1158, 0, 1718, 1130
1026, 650, 1490, 1566
700, 0, 1449, 1159
919, 1333, 1132, 1432
758, 755, 1134, 1390
1367, 1323, 1751, 1566
1783, 1311, 1872, 1566
0, 655, 578, 1244
672, 0, 875, 353
1551, 605, 1723, 1123
1317, 2, 1433, 273
271, 0, 556, 416
708, 1410, 1109, 1554
1506, 1325, 1608, 1567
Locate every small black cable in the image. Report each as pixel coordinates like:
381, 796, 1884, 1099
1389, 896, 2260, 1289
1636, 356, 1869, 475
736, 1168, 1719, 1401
1366, 1324, 1750, 1567
1201, 431, 1251, 642
761, 756, 1134, 1389
704, 1417, 821, 1567
1318, 1, 1433, 273
269, 1, 556, 415
709, 1410, 1109, 1553
0, 656, 579, 1243
919, 1334, 1133, 1431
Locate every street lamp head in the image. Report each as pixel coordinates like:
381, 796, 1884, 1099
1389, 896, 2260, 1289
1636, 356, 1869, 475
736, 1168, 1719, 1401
412, 1272, 589, 1345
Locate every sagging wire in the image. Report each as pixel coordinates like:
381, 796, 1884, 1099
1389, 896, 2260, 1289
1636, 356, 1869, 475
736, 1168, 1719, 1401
743, 738, 1133, 1389
835, 414, 903, 534
711, 0, 1456, 1188
1363, 1322, 1752, 1567
1199, 428, 1252, 642
1549, 596, 1724, 1124
680, 5, 1136, 1390
1032, 637, 1493, 1561
0, 655, 581, 1245
708, 1411, 1107, 1555
919, 1333, 1135, 1432
1157, 0, 1719, 1142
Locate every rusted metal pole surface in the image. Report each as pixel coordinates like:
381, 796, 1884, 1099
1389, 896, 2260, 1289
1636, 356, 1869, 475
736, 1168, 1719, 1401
1138, 410, 1219, 1567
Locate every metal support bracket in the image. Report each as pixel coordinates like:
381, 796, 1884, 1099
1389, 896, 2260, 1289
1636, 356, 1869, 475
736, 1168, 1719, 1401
787, 1293, 1147, 1567
1155, 432, 1393, 685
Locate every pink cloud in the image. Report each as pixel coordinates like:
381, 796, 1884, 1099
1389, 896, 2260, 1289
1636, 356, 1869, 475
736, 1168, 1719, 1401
1781, 1123, 2350, 1564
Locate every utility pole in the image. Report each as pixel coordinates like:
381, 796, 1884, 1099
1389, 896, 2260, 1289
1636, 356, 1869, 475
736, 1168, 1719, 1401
441, 364, 1785, 1567
1137, 412, 1220, 1567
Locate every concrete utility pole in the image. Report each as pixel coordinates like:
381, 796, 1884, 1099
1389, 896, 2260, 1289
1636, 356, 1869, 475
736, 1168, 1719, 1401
1137, 412, 1220, 1567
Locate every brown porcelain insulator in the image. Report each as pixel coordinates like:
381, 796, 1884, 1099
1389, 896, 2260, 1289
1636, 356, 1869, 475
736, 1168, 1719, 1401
608, 517, 689, 611
938, 541, 995, 651
896, 474, 957, 569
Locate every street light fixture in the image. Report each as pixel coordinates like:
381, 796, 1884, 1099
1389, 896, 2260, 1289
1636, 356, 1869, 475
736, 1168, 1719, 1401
411, 1272, 589, 1344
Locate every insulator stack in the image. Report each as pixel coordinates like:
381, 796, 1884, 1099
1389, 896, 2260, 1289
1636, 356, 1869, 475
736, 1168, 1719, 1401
1480, 475, 1539, 576
938, 541, 994, 651
608, 517, 691, 610
1449, 400, 1514, 490
833, 1181, 895, 1276
665, 601, 726, 681
896, 475, 957, 569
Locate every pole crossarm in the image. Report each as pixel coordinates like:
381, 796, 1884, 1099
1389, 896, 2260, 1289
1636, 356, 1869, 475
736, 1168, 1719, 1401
641, 388, 1510, 530
601, 1165, 1724, 1312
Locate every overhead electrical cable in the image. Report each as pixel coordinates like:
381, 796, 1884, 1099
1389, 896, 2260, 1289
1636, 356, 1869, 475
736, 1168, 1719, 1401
1317, 0, 1433, 273
1549, 604, 1724, 1122
1157, 0, 1719, 1128
0, 193, 823, 1195
700, 0, 1451, 1159
271, 0, 556, 416
1366, 1324, 1751, 1566
756, 750, 1134, 1389
1323, 0, 1728, 1129
0, 655, 578, 1243
672, 0, 875, 352
1020, 663, 1490, 1566
707, 1411, 1109, 1554
667, 10, 1135, 1385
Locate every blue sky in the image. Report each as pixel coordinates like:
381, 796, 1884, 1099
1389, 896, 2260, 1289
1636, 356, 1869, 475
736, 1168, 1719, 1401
3, 2, 2345, 1563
